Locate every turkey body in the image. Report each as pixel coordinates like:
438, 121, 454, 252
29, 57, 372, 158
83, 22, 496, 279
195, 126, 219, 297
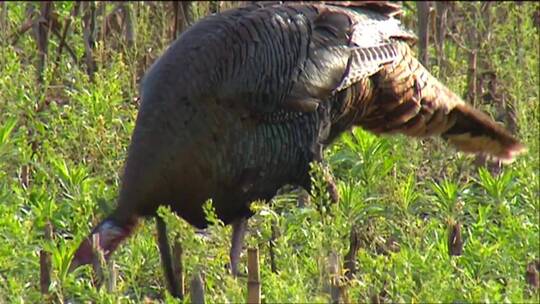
124, 5, 330, 228
124, 90, 320, 228
71, 1, 525, 288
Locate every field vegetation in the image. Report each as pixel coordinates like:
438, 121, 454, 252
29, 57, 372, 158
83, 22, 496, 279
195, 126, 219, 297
0, 2, 538, 303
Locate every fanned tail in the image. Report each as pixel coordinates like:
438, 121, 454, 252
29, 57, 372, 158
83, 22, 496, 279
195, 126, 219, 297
441, 103, 526, 163
358, 43, 526, 163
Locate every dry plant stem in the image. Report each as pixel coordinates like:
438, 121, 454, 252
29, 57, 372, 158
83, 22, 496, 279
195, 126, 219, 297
91, 233, 106, 289
0, 2, 7, 35
190, 271, 205, 304
106, 262, 117, 293
526, 261, 539, 289
465, 50, 477, 107
328, 251, 341, 304
181, 2, 195, 27
34, 2, 53, 84
435, 2, 448, 70
55, 2, 80, 65
40, 221, 54, 295
50, 22, 78, 64
269, 222, 278, 273
172, 240, 185, 298
10, 3, 37, 46
247, 248, 261, 304
344, 227, 360, 281
82, 1, 97, 78
123, 3, 135, 47
173, 1, 187, 41
448, 221, 463, 256
416, 1, 431, 67
39, 250, 51, 295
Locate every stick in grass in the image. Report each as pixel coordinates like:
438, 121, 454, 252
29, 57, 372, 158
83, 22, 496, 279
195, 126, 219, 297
328, 251, 341, 304
448, 221, 463, 256
40, 221, 54, 295
91, 233, 106, 289
190, 270, 205, 304
344, 226, 360, 281
247, 248, 261, 304
172, 239, 184, 298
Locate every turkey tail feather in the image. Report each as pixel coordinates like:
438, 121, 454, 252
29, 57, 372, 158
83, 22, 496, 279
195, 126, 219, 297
443, 104, 526, 163
359, 43, 526, 163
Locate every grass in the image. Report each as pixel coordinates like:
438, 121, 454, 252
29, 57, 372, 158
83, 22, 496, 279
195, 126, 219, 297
0, 1, 538, 303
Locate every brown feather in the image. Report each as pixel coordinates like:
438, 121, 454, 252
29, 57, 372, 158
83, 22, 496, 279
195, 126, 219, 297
320, 1, 404, 17
355, 42, 526, 163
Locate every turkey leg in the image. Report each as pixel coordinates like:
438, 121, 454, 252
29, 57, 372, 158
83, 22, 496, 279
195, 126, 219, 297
229, 217, 248, 277
156, 216, 182, 298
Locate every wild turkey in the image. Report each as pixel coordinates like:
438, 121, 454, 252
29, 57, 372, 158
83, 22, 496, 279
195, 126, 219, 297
69, 0, 525, 295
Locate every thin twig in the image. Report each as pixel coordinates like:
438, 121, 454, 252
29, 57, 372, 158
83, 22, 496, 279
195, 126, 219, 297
10, 3, 38, 46
51, 23, 78, 64
447, 31, 472, 53
82, 1, 97, 78
33, 2, 53, 84
434, 2, 448, 72
416, 1, 431, 67
123, 3, 135, 47
269, 222, 278, 273
55, 2, 80, 65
